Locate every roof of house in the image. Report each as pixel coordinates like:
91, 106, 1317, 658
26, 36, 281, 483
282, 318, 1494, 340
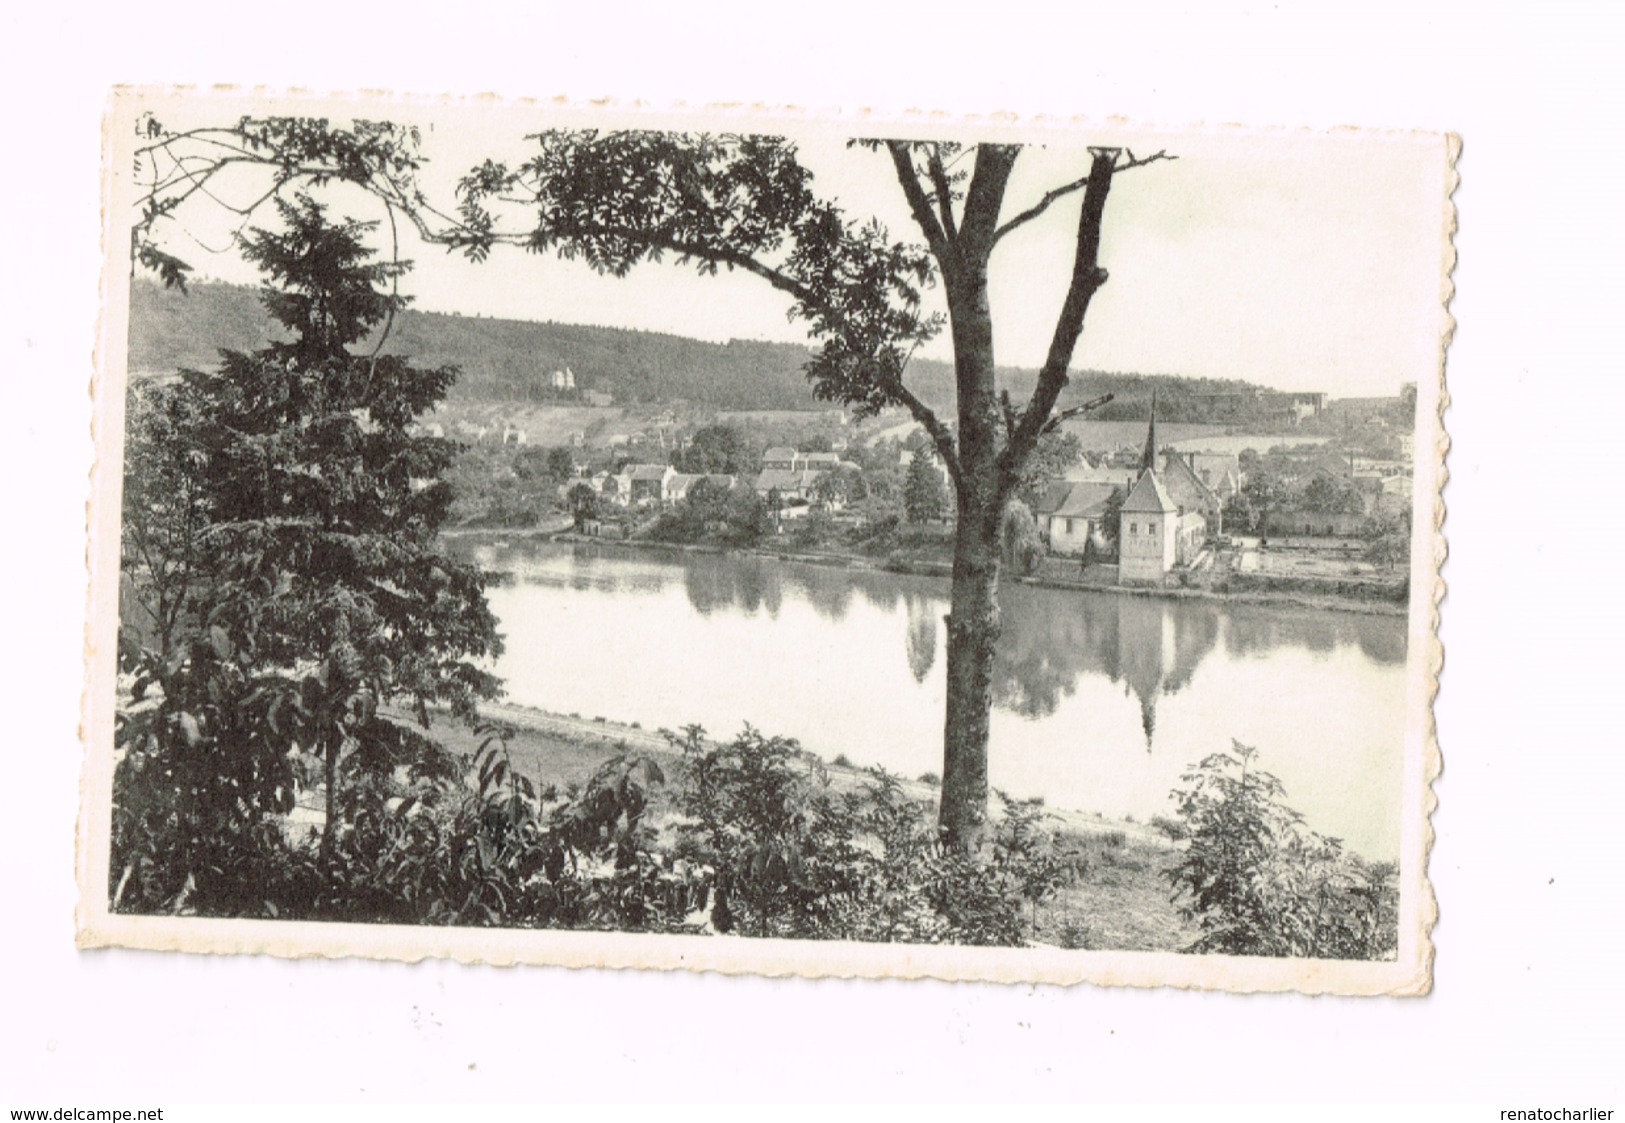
1159, 452, 1221, 512
754, 468, 816, 492
1062, 463, 1137, 486
1308, 449, 1354, 478
666, 473, 704, 498
1034, 481, 1118, 519
628, 464, 673, 481
1122, 469, 1177, 513
801, 452, 840, 466
762, 447, 798, 462
1033, 482, 1074, 514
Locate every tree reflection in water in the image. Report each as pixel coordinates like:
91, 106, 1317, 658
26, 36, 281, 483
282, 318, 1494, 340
986, 584, 1401, 750
465, 540, 1406, 856
904, 593, 938, 684
990, 589, 1219, 747
481, 539, 1404, 757
668, 549, 1407, 753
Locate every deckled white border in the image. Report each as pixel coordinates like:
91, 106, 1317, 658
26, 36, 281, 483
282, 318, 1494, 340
77, 87, 1454, 995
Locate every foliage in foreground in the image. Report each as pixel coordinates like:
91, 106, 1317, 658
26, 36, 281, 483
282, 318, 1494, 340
1164, 741, 1399, 960
113, 700, 1397, 958
112, 720, 1079, 945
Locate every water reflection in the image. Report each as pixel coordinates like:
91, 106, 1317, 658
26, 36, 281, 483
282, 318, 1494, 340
478, 539, 1405, 754
676, 552, 929, 624
990, 590, 1219, 748
462, 539, 1408, 857
682, 554, 782, 618
904, 593, 938, 684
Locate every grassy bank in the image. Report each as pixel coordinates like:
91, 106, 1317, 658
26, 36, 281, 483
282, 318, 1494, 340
415, 700, 1198, 952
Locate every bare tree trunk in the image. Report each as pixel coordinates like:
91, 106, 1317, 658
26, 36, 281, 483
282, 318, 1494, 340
940, 509, 1002, 853
938, 262, 1003, 854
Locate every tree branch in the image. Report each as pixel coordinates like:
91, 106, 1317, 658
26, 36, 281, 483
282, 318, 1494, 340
997, 148, 1121, 495
991, 148, 1175, 246
1038, 393, 1115, 436
991, 171, 1091, 246
958, 145, 1020, 255
890, 380, 964, 498
885, 141, 953, 265
875, 343, 963, 495
1113, 148, 1178, 174
925, 148, 960, 244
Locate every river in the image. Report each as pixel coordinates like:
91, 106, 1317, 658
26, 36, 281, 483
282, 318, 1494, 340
459, 539, 1408, 859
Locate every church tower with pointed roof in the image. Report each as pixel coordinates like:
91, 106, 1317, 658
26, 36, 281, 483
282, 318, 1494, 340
1138, 389, 1160, 478
1119, 394, 1182, 584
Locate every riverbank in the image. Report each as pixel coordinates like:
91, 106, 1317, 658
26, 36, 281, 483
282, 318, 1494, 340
414, 699, 1194, 951
449, 524, 1407, 618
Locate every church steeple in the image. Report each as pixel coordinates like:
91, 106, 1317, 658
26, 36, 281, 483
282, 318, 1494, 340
1139, 390, 1160, 478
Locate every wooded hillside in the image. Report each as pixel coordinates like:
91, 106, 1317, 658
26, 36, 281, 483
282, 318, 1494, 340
129, 280, 1286, 420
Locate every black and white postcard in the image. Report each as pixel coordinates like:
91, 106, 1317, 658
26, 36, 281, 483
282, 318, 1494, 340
79, 88, 1453, 994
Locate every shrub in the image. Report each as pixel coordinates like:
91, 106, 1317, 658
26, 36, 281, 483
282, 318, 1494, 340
1058, 920, 1098, 950
791, 509, 836, 549
661, 727, 1074, 945
850, 512, 902, 555
1150, 814, 1187, 842
113, 711, 704, 934
664, 724, 872, 939
1164, 741, 1398, 959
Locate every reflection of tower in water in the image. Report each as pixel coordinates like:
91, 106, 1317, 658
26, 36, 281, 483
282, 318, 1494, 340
1116, 598, 1168, 749
1112, 596, 1220, 749
988, 583, 1220, 748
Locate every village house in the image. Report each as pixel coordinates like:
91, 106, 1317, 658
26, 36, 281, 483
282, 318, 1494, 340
1258, 450, 1384, 537
754, 465, 820, 505
1261, 507, 1369, 538
753, 449, 857, 505
1061, 461, 1138, 490
665, 473, 703, 505
1186, 451, 1242, 499
1156, 450, 1225, 536
667, 473, 737, 505
1034, 481, 1118, 556
593, 469, 632, 507
584, 389, 614, 408
762, 446, 799, 471
626, 463, 676, 506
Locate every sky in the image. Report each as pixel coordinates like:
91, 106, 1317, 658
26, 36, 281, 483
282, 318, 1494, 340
119, 92, 1455, 397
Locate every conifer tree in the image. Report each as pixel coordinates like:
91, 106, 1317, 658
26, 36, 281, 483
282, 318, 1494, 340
114, 196, 501, 909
